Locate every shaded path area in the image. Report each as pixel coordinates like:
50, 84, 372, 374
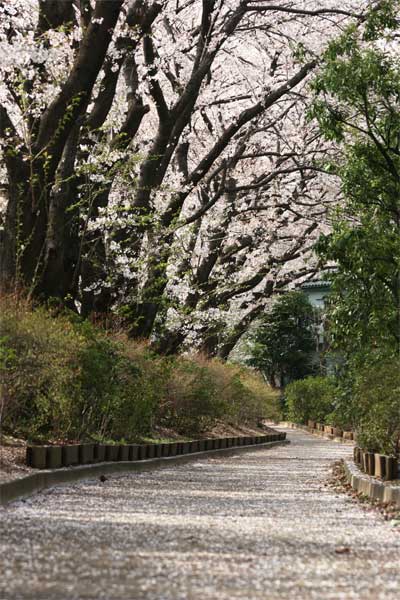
1, 429, 400, 599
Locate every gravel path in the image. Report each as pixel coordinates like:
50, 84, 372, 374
1, 428, 400, 600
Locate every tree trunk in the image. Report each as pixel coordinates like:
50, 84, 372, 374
0, 1, 123, 297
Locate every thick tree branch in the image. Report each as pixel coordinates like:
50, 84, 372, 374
34, 0, 123, 175
244, 2, 362, 19
143, 34, 170, 121
164, 61, 316, 223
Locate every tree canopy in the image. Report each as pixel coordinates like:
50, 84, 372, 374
248, 291, 316, 387
0, 0, 372, 356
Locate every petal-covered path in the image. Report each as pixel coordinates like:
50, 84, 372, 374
1, 428, 400, 600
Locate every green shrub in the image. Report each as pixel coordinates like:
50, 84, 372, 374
161, 357, 281, 434
231, 367, 281, 424
0, 302, 85, 439
0, 299, 154, 441
161, 357, 222, 434
0, 296, 281, 441
285, 376, 336, 424
350, 358, 400, 454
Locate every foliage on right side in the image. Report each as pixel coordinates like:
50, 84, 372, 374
251, 1, 400, 456
304, 1, 400, 455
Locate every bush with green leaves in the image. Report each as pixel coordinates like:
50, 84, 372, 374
162, 358, 224, 435
285, 375, 336, 425
159, 356, 281, 435
336, 355, 400, 455
0, 303, 85, 439
228, 367, 281, 425
0, 296, 280, 441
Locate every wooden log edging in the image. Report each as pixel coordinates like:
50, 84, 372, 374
0, 435, 289, 507
25, 433, 285, 469
282, 422, 354, 445
352, 446, 398, 481
343, 459, 400, 507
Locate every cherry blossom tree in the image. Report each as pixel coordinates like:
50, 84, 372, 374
0, 0, 368, 355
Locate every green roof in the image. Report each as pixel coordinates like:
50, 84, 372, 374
300, 281, 331, 290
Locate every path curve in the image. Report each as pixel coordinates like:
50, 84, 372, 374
1, 428, 400, 599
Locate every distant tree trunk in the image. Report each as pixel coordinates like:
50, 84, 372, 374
39, 124, 82, 300
217, 305, 265, 360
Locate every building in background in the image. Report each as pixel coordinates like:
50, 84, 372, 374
300, 280, 331, 309
300, 280, 334, 374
